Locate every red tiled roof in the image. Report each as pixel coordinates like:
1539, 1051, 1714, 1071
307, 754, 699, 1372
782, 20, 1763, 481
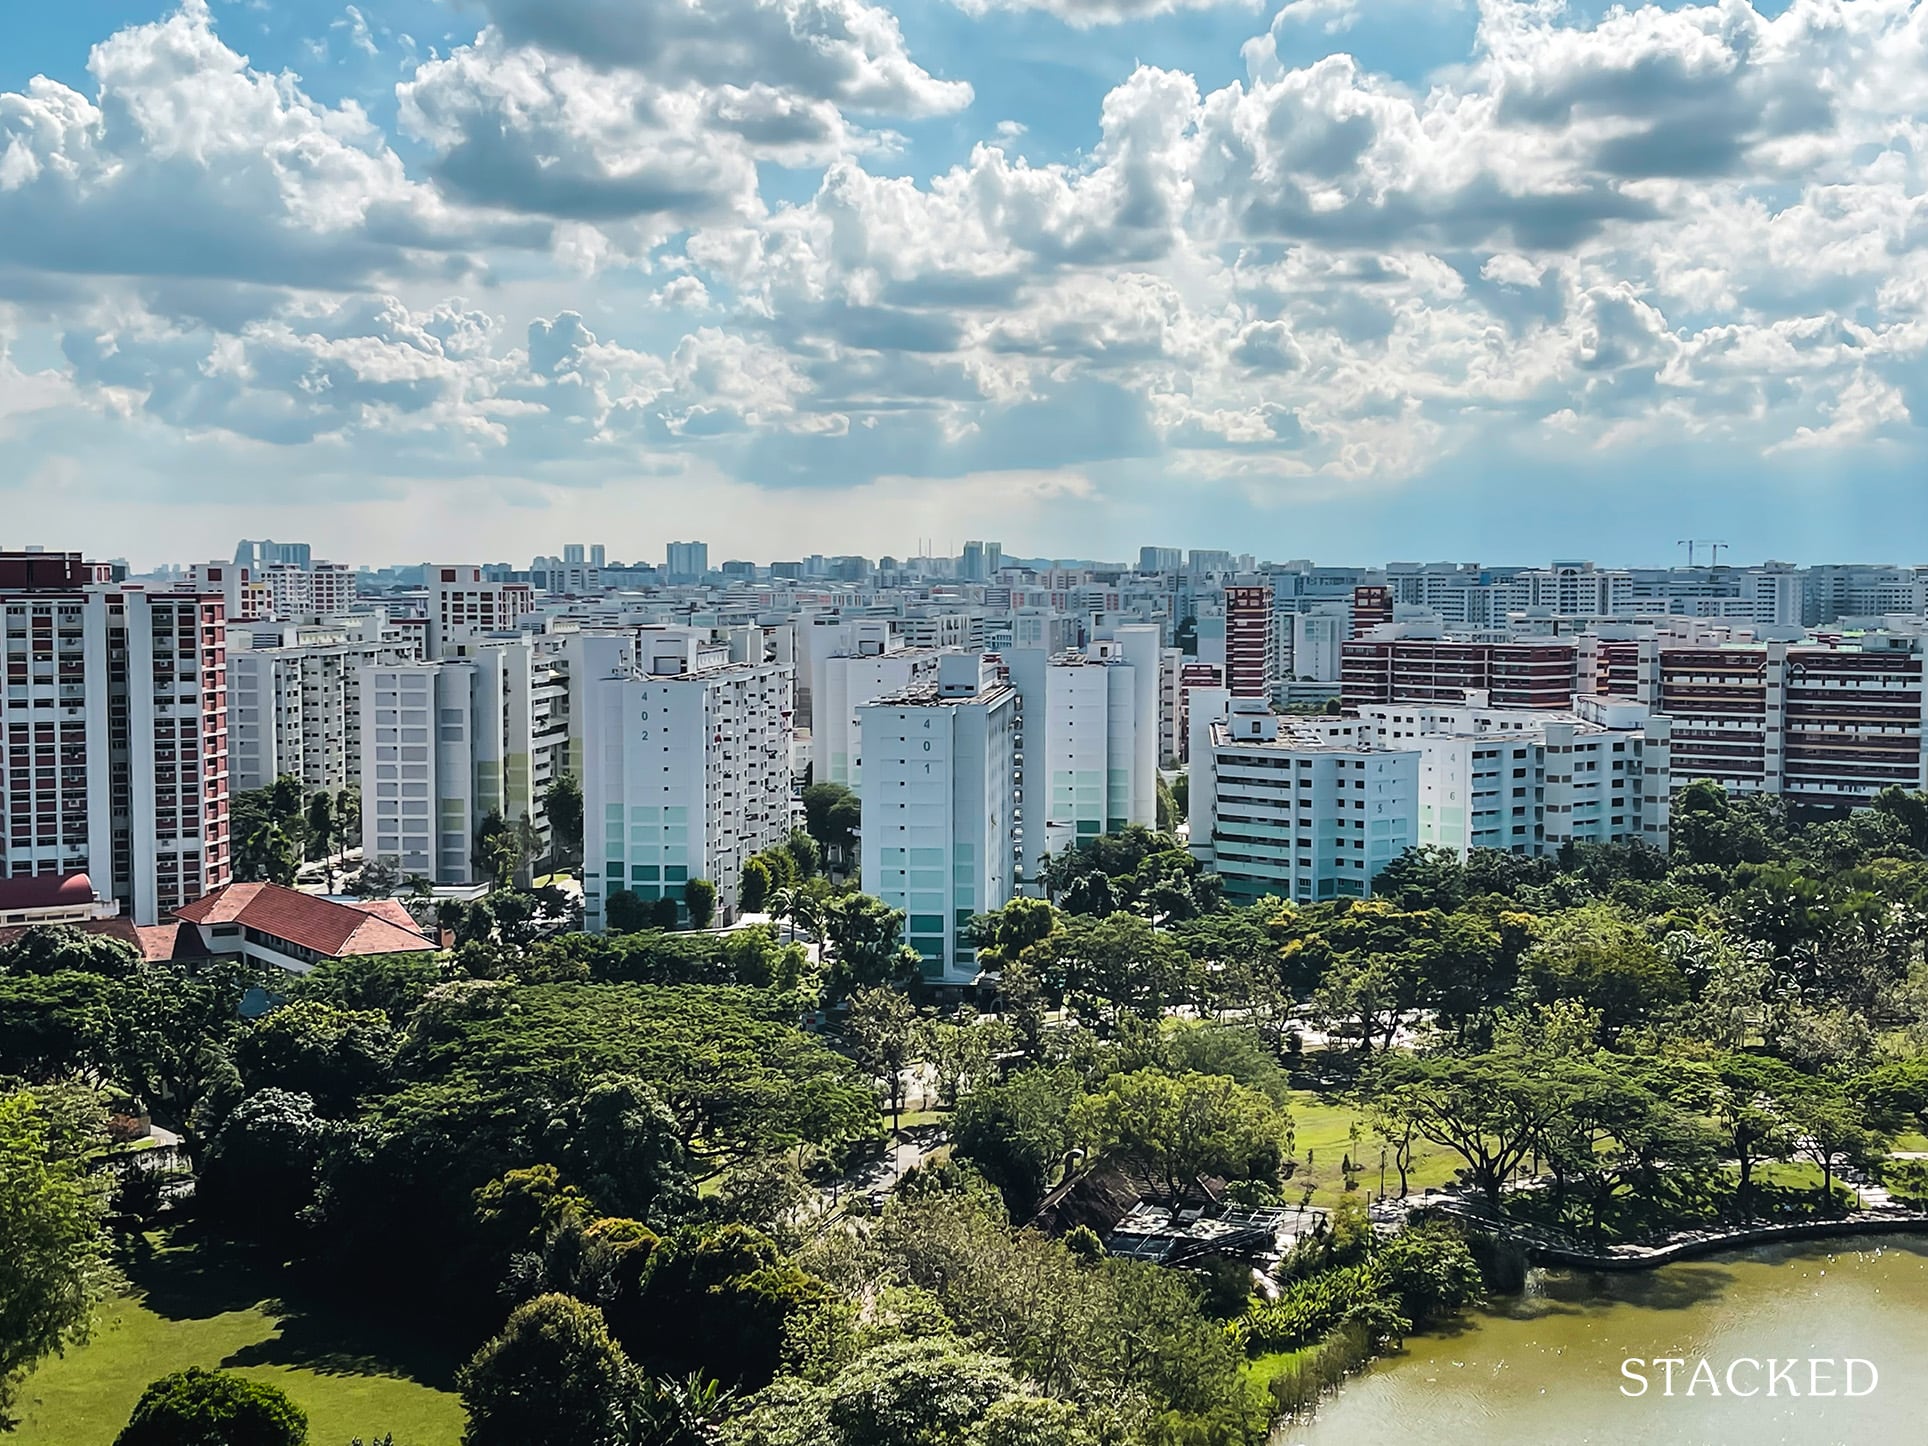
133, 922, 211, 962
174, 883, 435, 958
355, 899, 424, 932
0, 872, 97, 909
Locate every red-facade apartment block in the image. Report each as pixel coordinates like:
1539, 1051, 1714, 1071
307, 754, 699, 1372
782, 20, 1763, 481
1223, 585, 1274, 698
1342, 638, 1582, 711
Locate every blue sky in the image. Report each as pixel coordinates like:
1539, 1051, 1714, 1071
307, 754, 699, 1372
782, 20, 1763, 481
1, 0, 1924, 569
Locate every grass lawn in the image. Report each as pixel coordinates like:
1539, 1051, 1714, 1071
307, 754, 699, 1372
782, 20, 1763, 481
12, 1230, 464, 1446
1285, 1090, 1463, 1212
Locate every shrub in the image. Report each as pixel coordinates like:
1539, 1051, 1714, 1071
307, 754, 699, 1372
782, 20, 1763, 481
114, 1368, 307, 1446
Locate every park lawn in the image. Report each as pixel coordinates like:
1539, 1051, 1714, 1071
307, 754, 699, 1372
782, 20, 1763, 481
1285, 1090, 1462, 1212
12, 1233, 464, 1446
1891, 1128, 1928, 1153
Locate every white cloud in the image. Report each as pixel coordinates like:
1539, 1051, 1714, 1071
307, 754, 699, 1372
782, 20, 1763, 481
471, 0, 971, 115
0, 1, 543, 291
949, 0, 1262, 27
10, 0, 1928, 539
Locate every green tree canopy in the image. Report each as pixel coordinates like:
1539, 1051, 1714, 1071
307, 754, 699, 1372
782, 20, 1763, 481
1, 1088, 117, 1427
114, 1368, 307, 1446
459, 1294, 634, 1446
1069, 1070, 1291, 1212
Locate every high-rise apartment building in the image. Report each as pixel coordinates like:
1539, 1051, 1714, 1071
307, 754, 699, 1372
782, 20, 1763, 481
1006, 626, 1160, 886
1223, 583, 1276, 698
190, 562, 270, 624
1343, 635, 1581, 710
427, 565, 534, 658
665, 541, 710, 584
580, 630, 793, 930
1637, 636, 1928, 807
858, 654, 1020, 982
1, 553, 230, 924
230, 620, 419, 792
1139, 547, 1183, 575
812, 632, 950, 793
1189, 694, 1417, 906
358, 638, 568, 884
263, 562, 354, 620
1291, 607, 1351, 683
234, 539, 312, 569
1351, 586, 1394, 637
1357, 696, 1671, 856
959, 541, 1003, 583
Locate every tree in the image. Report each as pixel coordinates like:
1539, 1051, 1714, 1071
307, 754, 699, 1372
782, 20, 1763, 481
741, 858, 774, 914
1691, 1053, 1800, 1214
336, 784, 361, 844
290, 953, 443, 1025
847, 988, 917, 1134
234, 1001, 396, 1114
619, 1224, 825, 1387
823, 895, 919, 997
0, 972, 116, 1081
199, 1089, 330, 1234
783, 831, 821, 883
606, 890, 651, 936
1070, 1070, 1291, 1215
801, 784, 861, 864
1520, 904, 1684, 1045
1787, 1086, 1879, 1209
349, 857, 405, 900
1040, 914, 1192, 1026
107, 962, 252, 1159
917, 1014, 1011, 1110
684, 879, 718, 930
474, 809, 532, 891
952, 1068, 1083, 1218
1372, 847, 1470, 913
1368, 1052, 1573, 1208
306, 790, 336, 865
1672, 779, 1778, 868
0, 1089, 117, 1427
0, 925, 141, 979
459, 1294, 635, 1446
114, 1368, 307, 1446
236, 822, 301, 887
972, 898, 1061, 965
542, 774, 585, 871
549, 1075, 697, 1224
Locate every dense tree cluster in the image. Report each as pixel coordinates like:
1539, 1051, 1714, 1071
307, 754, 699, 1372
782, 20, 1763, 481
17, 779, 1928, 1445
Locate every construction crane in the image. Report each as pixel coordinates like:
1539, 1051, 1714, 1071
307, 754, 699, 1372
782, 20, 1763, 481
1676, 539, 1729, 567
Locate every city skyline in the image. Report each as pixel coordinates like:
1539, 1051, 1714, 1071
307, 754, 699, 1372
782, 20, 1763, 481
7, 1, 1928, 561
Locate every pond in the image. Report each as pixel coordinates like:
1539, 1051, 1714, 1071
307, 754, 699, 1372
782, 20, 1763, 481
1282, 1236, 1928, 1445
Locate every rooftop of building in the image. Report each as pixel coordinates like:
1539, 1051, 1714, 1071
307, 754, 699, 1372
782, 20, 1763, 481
0, 872, 100, 910
1210, 715, 1409, 755
864, 679, 1017, 709
174, 883, 436, 957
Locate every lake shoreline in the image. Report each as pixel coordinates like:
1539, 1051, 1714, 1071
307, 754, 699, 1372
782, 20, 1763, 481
1409, 1193, 1928, 1271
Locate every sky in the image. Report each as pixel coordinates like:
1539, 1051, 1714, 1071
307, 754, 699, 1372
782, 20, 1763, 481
2, 0, 1927, 570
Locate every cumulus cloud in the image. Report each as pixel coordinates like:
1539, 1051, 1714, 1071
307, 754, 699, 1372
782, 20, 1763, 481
399, 36, 771, 228
472, 0, 971, 115
0, 1, 540, 292
11, 0, 1928, 533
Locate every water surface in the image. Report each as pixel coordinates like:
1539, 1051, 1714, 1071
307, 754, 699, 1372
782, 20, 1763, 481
1283, 1237, 1928, 1446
